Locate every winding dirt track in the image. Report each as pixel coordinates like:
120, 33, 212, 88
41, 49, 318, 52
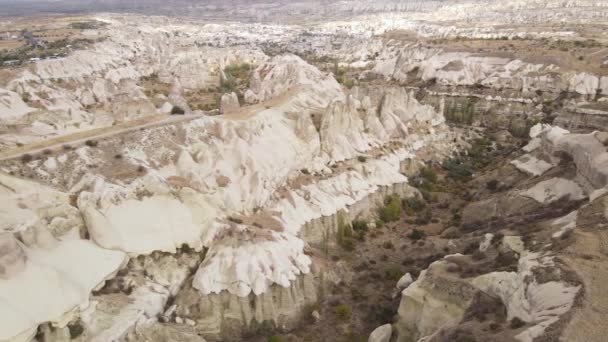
0, 113, 206, 162
0, 86, 305, 162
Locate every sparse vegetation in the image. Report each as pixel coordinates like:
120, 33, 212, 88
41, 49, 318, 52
509, 118, 539, 138
228, 216, 244, 224
267, 336, 283, 342
379, 195, 402, 222
21, 153, 33, 163
442, 137, 495, 180
408, 229, 425, 241
403, 197, 426, 214
333, 304, 352, 320
382, 241, 394, 249
84, 139, 98, 147
385, 266, 402, 280
333, 62, 356, 89
222, 63, 252, 94
486, 179, 499, 191
337, 212, 356, 251
445, 99, 475, 125
510, 317, 526, 329
67, 322, 84, 339
69, 20, 108, 30
1, 37, 99, 66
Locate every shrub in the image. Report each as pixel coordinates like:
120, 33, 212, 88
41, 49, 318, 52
21, 93, 31, 103
333, 304, 352, 320
408, 229, 425, 241
42, 149, 52, 155
375, 219, 385, 229
340, 238, 356, 251
337, 213, 355, 251
379, 195, 402, 222
385, 266, 402, 281
171, 105, 185, 115
114, 154, 123, 159
486, 179, 499, 191
352, 220, 368, 232
136, 165, 147, 174
414, 209, 432, 225
404, 197, 426, 214
510, 317, 526, 329
228, 216, 244, 224
267, 336, 283, 342
67, 322, 84, 339
357, 155, 367, 163
445, 100, 475, 125
224, 63, 251, 79
442, 158, 473, 180
21, 153, 33, 163
420, 167, 438, 183
342, 78, 355, 89
84, 140, 98, 147
382, 241, 394, 249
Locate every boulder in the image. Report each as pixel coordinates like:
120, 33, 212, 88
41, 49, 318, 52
396, 273, 413, 290
219, 92, 240, 114
368, 324, 392, 342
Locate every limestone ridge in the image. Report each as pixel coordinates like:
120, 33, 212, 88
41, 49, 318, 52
0, 37, 453, 341
369, 45, 608, 96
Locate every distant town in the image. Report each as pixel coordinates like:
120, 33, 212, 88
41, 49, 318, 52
0, 20, 106, 66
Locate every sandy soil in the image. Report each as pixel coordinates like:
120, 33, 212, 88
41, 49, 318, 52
561, 229, 608, 342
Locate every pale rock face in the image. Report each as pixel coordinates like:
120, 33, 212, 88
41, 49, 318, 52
244, 89, 258, 104
601, 76, 608, 95
246, 54, 343, 104
79, 193, 205, 255
0, 232, 126, 342
124, 322, 206, 342
219, 92, 240, 113
175, 272, 318, 340
0, 17, 466, 337
395, 258, 476, 341
521, 178, 586, 204
80, 281, 170, 342
395, 246, 580, 342
378, 87, 442, 139
396, 273, 413, 290
478, 233, 494, 252
532, 124, 608, 190
472, 252, 581, 342
192, 231, 311, 297
368, 324, 392, 342
510, 154, 554, 176
551, 210, 578, 239
369, 45, 603, 95
0, 20, 268, 148
0, 89, 33, 123
320, 95, 371, 162
0, 173, 76, 235
568, 72, 600, 95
